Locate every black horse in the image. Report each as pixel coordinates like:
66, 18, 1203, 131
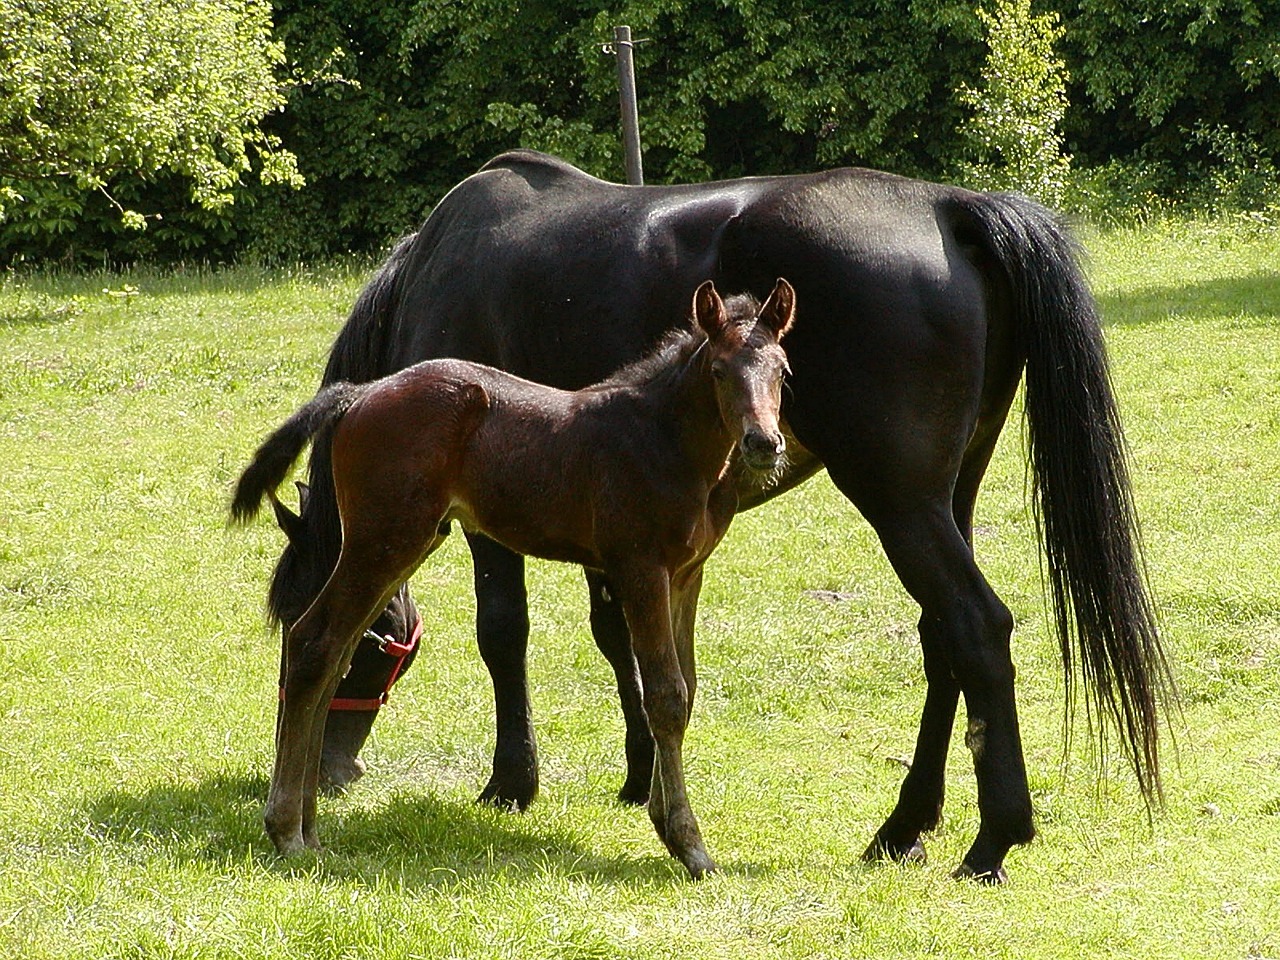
257, 149, 1172, 882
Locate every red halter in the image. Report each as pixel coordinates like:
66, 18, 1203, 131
278, 615, 423, 712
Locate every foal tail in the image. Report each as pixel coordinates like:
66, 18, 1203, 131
230, 383, 366, 525
960, 191, 1175, 803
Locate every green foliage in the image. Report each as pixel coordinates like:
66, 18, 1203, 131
206, 0, 988, 261
956, 0, 1072, 205
1049, 0, 1280, 207
5, 1, 1280, 261
0, 0, 300, 246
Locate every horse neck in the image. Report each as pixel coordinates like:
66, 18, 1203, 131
666, 344, 735, 480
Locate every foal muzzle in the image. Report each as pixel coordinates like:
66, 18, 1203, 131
740, 429, 786, 471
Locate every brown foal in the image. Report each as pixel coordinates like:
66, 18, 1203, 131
232, 278, 796, 877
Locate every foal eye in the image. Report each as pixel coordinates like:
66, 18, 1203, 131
710, 362, 727, 380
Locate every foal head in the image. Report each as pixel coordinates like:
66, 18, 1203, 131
692, 278, 796, 473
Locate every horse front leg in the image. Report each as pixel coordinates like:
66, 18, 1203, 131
585, 569, 653, 805
316, 585, 420, 792
466, 532, 540, 810
616, 565, 716, 880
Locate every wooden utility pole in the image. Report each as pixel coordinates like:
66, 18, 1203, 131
611, 25, 644, 185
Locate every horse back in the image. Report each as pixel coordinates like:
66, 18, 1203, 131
385, 152, 1019, 502
715, 171, 1020, 488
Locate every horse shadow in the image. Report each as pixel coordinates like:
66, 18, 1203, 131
82, 771, 770, 888
1098, 270, 1280, 327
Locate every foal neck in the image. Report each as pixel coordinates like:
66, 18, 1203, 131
668, 337, 735, 478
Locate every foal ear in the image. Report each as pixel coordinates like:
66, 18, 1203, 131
270, 490, 306, 546
759, 278, 796, 338
692, 280, 727, 337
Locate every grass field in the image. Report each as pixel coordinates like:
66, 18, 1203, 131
1, 215, 1278, 959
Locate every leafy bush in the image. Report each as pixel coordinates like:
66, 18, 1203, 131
5, 0, 1278, 262
1051, 0, 1280, 210
182, 0, 988, 261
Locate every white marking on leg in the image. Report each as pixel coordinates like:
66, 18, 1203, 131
965, 718, 987, 762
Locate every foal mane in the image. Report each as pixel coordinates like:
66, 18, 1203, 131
600, 292, 763, 391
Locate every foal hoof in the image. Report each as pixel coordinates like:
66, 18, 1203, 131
862, 836, 928, 866
266, 826, 310, 858
952, 862, 1008, 885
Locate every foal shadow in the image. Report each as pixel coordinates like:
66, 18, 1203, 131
82, 771, 715, 889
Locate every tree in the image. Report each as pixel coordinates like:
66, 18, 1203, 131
957, 0, 1072, 205
0, 0, 299, 240
229, 0, 986, 260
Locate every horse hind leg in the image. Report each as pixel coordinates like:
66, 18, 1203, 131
862, 500, 1033, 883
862, 429, 1002, 866
862, 644, 959, 866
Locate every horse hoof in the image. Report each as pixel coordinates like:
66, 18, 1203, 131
477, 777, 537, 812
617, 781, 650, 807
319, 755, 367, 795
862, 836, 927, 865
683, 852, 718, 881
952, 862, 1008, 885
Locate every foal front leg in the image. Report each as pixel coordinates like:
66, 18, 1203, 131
617, 566, 715, 880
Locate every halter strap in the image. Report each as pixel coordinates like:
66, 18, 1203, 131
277, 614, 424, 713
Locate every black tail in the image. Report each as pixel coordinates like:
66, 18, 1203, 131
962, 191, 1175, 802
229, 383, 365, 525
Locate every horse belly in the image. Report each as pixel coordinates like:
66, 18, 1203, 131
448, 496, 603, 569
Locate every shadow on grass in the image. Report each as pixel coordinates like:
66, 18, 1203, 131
1098, 270, 1280, 327
0, 295, 82, 328
82, 771, 770, 889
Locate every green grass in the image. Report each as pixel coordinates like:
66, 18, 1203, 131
1, 219, 1278, 959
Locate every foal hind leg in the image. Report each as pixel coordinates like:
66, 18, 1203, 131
268, 510, 449, 854
585, 569, 654, 805
467, 532, 540, 810
270, 581, 400, 854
